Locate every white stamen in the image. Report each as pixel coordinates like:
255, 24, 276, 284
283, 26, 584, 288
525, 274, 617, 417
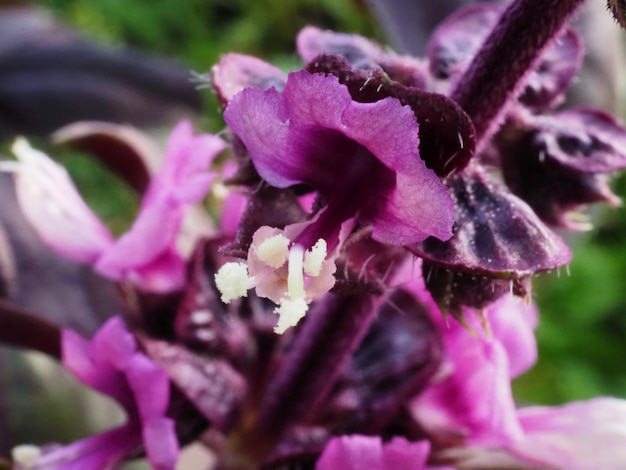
303, 239, 327, 277
287, 244, 306, 299
12, 444, 41, 468
214, 262, 254, 303
256, 233, 290, 268
274, 297, 308, 334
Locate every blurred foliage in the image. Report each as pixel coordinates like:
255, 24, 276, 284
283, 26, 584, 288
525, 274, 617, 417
37, 0, 378, 69
33, 0, 626, 406
58, 151, 140, 236
514, 175, 626, 404
36, 0, 378, 134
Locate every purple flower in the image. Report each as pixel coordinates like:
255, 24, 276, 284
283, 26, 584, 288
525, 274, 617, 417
10, 121, 225, 292
18, 317, 178, 470
223, 69, 454, 249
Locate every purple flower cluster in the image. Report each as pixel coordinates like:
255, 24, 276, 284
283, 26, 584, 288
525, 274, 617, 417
5, 0, 626, 469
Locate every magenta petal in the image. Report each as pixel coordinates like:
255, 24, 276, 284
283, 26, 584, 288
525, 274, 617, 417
94, 195, 182, 281
508, 398, 626, 470
411, 326, 523, 447
316, 435, 433, 470
62, 319, 135, 411
340, 99, 454, 243
59, 318, 179, 469
142, 418, 180, 470
224, 86, 294, 186
487, 295, 538, 379
147, 120, 225, 205
93, 121, 223, 292
34, 425, 141, 470
316, 435, 384, 470
381, 438, 430, 469
125, 353, 170, 421
124, 249, 187, 293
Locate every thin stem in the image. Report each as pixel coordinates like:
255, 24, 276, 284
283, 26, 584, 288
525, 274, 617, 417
237, 293, 383, 464
451, 0, 584, 145
0, 300, 61, 359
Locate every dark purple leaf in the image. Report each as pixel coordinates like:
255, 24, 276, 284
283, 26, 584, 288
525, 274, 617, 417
426, 4, 501, 80
422, 262, 531, 315
364, 0, 499, 55
518, 29, 582, 110
426, 4, 581, 110
298, 27, 428, 88
210, 53, 287, 107
409, 167, 571, 276
533, 109, 626, 173
142, 338, 247, 432
499, 110, 626, 229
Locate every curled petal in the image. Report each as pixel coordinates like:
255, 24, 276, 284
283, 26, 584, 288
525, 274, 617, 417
9, 138, 114, 263
435, 399, 626, 470
225, 70, 454, 245
142, 418, 180, 470
509, 398, 626, 470
146, 120, 225, 205
94, 121, 223, 292
94, 195, 183, 284
306, 54, 476, 177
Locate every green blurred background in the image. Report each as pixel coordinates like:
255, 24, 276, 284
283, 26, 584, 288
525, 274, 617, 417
33, 0, 626, 407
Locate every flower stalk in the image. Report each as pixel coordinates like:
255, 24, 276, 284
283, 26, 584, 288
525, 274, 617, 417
451, 0, 585, 145
236, 293, 384, 465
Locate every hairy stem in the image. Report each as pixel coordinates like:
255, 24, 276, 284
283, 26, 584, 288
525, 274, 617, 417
238, 293, 382, 464
451, 0, 584, 145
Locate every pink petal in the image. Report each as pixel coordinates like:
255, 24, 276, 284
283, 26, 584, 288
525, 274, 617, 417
508, 398, 626, 470
11, 139, 113, 263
